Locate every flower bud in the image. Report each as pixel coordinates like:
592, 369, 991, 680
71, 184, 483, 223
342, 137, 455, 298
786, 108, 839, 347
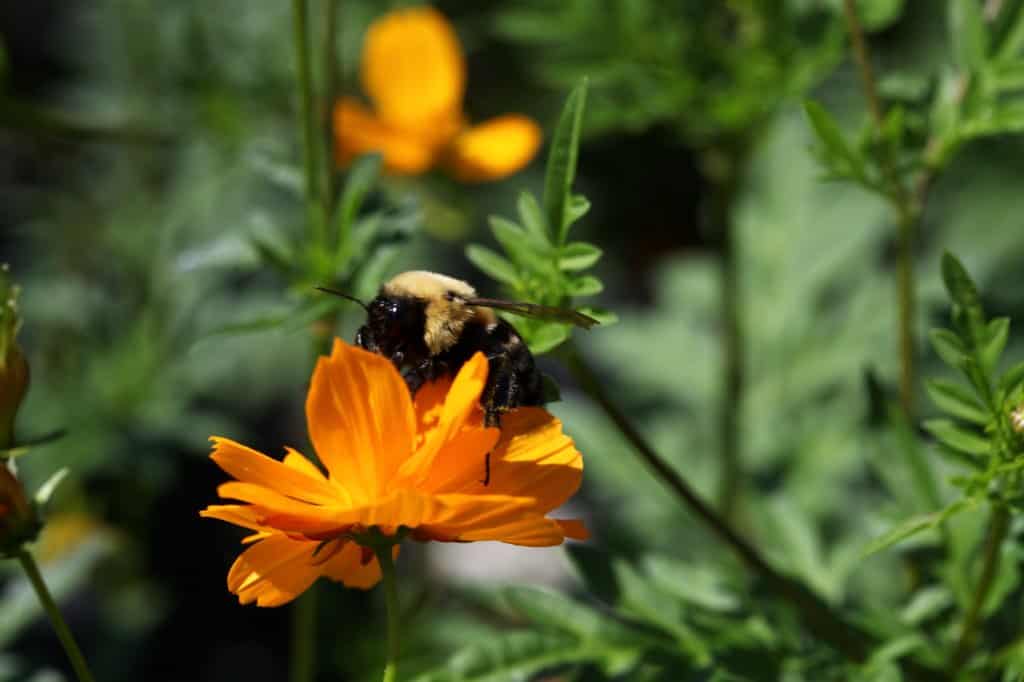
1012, 405, 1024, 435
0, 265, 29, 449
0, 462, 39, 556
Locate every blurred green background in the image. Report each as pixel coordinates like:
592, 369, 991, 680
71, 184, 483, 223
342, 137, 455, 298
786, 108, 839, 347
3, 1, 1024, 680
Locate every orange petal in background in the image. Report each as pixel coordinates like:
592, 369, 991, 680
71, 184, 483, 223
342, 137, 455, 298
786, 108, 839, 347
445, 115, 543, 182
361, 6, 465, 132
333, 98, 439, 174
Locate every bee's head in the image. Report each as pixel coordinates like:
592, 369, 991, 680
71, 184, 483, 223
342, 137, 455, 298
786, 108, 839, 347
365, 294, 427, 345
380, 271, 480, 355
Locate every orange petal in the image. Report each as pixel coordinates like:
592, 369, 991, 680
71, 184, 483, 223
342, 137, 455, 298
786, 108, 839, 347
445, 115, 542, 182
227, 534, 320, 607
430, 408, 582, 514
209, 438, 340, 506
200, 504, 270, 534
395, 353, 490, 486
361, 7, 465, 133
306, 339, 416, 503
556, 519, 589, 540
456, 515, 582, 547
320, 541, 400, 589
333, 98, 441, 174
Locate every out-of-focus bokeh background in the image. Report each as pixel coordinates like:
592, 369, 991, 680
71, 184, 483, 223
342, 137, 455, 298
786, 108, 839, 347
4, 1, 1024, 680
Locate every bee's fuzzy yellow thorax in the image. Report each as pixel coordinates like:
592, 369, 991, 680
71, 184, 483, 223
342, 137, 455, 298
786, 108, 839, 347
383, 271, 490, 355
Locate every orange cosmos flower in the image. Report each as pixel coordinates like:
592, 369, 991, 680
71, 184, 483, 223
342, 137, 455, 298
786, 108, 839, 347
333, 6, 542, 181
200, 339, 585, 606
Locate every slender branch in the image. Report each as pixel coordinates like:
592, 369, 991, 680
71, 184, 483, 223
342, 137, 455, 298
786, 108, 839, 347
842, 0, 917, 417
949, 505, 1011, 673
293, 0, 326, 246
16, 550, 96, 682
375, 545, 400, 682
562, 343, 945, 681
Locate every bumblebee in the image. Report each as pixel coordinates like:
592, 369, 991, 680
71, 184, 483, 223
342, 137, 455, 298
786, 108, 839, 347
319, 271, 597, 481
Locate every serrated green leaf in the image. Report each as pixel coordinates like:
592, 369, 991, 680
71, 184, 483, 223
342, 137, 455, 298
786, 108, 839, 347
559, 242, 602, 271
489, 216, 547, 267
528, 323, 570, 354
925, 379, 989, 424
567, 275, 603, 297
981, 317, 1009, 372
803, 100, 865, 179
929, 328, 968, 368
543, 80, 588, 246
923, 418, 991, 456
516, 192, 548, 242
466, 245, 519, 286
949, 0, 988, 70
861, 499, 972, 558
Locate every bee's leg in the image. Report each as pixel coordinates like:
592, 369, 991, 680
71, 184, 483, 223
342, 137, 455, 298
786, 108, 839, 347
354, 325, 376, 351
480, 408, 502, 486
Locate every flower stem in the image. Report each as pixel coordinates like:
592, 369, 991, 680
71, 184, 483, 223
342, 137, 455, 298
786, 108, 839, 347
15, 549, 95, 682
949, 504, 1011, 673
561, 342, 945, 681
322, 0, 339, 212
289, 588, 317, 682
292, 0, 326, 247
374, 545, 401, 682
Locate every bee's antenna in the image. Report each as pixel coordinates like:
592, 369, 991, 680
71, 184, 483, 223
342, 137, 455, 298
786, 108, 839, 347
316, 286, 370, 312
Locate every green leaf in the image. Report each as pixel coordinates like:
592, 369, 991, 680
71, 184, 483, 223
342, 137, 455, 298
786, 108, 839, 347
543, 80, 588, 246
558, 242, 602, 271
923, 418, 991, 456
334, 152, 381, 247
996, 4, 1024, 61
466, 245, 519, 287
529, 323, 570, 354
926, 379, 989, 424
577, 306, 618, 326
250, 234, 294, 275
949, 0, 989, 70
566, 275, 603, 297
999, 359, 1024, 393
516, 192, 548, 243
566, 194, 590, 226
929, 328, 968, 368
861, 499, 973, 558
33, 467, 68, 506
802, 100, 865, 179
941, 251, 980, 309
489, 216, 547, 267
980, 317, 1010, 373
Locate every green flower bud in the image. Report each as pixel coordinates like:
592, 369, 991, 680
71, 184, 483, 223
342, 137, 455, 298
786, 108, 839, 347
0, 265, 29, 450
0, 462, 40, 556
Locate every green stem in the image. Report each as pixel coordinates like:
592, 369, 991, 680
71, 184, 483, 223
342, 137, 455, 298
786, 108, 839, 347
374, 545, 400, 682
16, 549, 96, 682
949, 504, 1011, 673
561, 342, 945, 682
292, 0, 326, 246
289, 588, 317, 682
323, 0, 339, 213
842, 0, 918, 417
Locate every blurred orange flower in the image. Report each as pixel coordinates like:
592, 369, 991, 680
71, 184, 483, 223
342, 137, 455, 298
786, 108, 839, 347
200, 339, 585, 607
333, 6, 542, 181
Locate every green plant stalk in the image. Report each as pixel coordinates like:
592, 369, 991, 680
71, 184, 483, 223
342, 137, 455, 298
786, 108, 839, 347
842, 0, 918, 417
561, 342, 945, 681
374, 545, 400, 682
322, 0, 339, 212
949, 504, 1011, 673
289, 589, 317, 682
16, 549, 96, 682
292, 0, 326, 247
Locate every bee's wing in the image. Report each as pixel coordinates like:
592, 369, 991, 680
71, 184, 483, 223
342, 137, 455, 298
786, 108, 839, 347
463, 297, 600, 329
